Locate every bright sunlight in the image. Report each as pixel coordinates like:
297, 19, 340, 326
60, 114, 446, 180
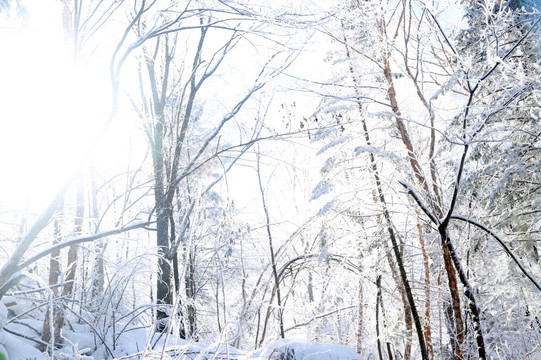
0, 1, 112, 210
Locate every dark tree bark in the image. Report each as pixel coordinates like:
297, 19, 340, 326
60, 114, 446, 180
153, 128, 173, 331
376, 275, 394, 360
400, 181, 486, 359
141, 34, 176, 333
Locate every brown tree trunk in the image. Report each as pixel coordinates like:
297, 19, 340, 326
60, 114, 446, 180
340, 20, 423, 356
416, 219, 434, 359
380, 43, 464, 359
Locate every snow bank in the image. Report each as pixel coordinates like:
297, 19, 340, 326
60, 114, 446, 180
93, 333, 364, 360
0, 331, 44, 360
0, 303, 6, 330
93, 326, 190, 359
246, 339, 364, 360
0, 308, 365, 360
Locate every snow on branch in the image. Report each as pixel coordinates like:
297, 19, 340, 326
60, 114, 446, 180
16, 221, 152, 273
398, 180, 440, 225
316, 135, 352, 156
451, 215, 541, 292
310, 180, 333, 201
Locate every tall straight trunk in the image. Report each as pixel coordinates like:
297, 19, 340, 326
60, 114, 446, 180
376, 275, 394, 360
380, 215, 413, 359
356, 255, 364, 354
376, 275, 384, 360
364, 107, 426, 360
380, 40, 464, 359
155, 169, 173, 331
357, 262, 364, 354
341, 24, 427, 358
256, 152, 285, 339
416, 218, 434, 359
185, 245, 196, 339
41, 202, 64, 352
143, 35, 177, 334
377, 210, 413, 359
370, 3, 467, 354
63, 177, 85, 298
152, 115, 173, 332
90, 171, 104, 307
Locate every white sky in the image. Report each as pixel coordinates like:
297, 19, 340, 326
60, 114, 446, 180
0, 0, 330, 234
0, 1, 139, 214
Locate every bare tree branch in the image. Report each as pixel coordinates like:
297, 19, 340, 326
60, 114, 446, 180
451, 215, 541, 292
16, 221, 152, 273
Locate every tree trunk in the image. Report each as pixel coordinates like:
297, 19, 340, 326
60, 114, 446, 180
256, 151, 285, 339
185, 245, 196, 339
356, 257, 363, 354
340, 21, 422, 356
41, 202, 64, 353
376, 275, 394, 360
90, 171, 104, 309
155, 199, 173, 332
63, 177, 85, 298
367, 137, 427, 359
400, 181, 487, 359
380, 43, 464, 359
438, 227, 486, 359
416, 219, 434, 359
376, 275, 383, 360
154, 127, 173, 332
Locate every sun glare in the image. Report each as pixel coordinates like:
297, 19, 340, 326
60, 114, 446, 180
0, 1, 111, 211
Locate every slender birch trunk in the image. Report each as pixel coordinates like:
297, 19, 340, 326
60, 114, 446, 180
63, 177, 85, 298
41, 202, 64, 352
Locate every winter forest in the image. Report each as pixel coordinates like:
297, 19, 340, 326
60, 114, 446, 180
0, 0, 540, 359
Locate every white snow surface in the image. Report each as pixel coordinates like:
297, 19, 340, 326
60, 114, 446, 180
0, 303, 6, 330
246, 339, 364, 360
1, 322, 365, 360
93, 333, 364, 360
0, 330, 45, 360
0, 285, 361, 360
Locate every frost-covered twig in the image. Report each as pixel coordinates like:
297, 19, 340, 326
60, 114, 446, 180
64, 305, 114, 359
398, 180, 439, 225
451, 215, 541, 292
0, 185, 68, 297
441, 16, 541, 229
399, 181, 486, 359
284, 305, 357, 333
6, 280, 74, 296
3, 327, 48, 347
16, 221, 152, 273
